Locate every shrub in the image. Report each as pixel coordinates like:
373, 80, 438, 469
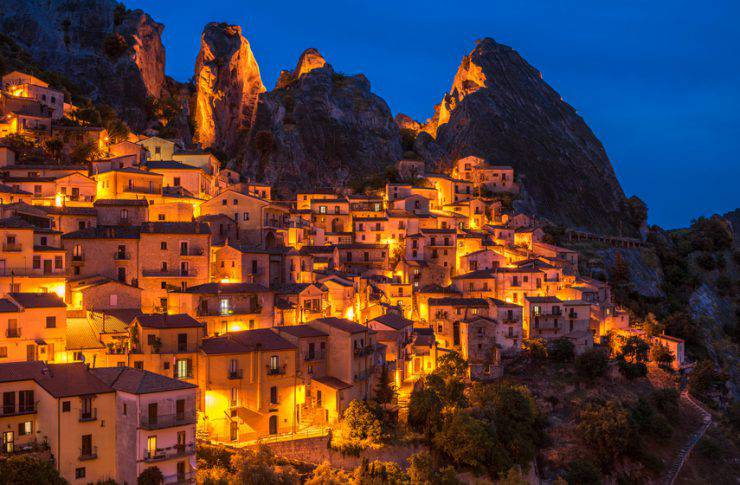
523, 338, 548, 361
577, 401, 635, 467
689, 360, 725, 402
617, 358, 647, 379
565, 458, 602, 485
651, 388, 679, 415
549, 337, 575, 363
575, 348, 609, 382
332, 400, 383, 452
649, 343, 674, 369
354, 459, 408, 484
433, 411, 498, 471
0, 455, 66, 485
138, 466, 164, 485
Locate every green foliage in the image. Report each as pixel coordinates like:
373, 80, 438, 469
577, 400, 635, 468
523, 338, 548, 360
620, 335, 650, 364
374, 363, 396, 404
575, 347, 609, 382
650, 388, 679, 416
230, 445, 297, 484
549, 337, 575, 363
305, 462, 351, 484
406, 450, 461, 485
331, 400, 383, 454
565, 458, 602, 485
433, 411, 500, 471
640, 313, 665, 338
617, 357, 647, 379
689, 360, 726, 403
0, 134, 45, 161
0, 455, 67, 485
649, 343, 674, 369
354, 459, 408, 484
629, 398, 672, 443
498, 467, 529, 485
138, 466, 164, 485
609, 252, 632, 306
688, 216, 733, 252
435, 351, 468, 379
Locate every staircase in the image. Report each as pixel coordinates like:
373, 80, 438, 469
663, 391, 712, 484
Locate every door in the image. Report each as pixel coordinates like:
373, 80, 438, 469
148, 403, 158, 426
177, 461, 186, 481
117, 267, 126, 283
43, 259, 52, 275
2, 431, 13, 453
2, 391, 15, 415
453, 322, 460, 347
147, 436, 157, 459
268, 415, 278, 435
176, 399, 185, 421
26, 344, 36, 362
316, 390, 322, 407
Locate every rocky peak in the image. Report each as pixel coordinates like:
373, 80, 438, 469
294, 48, 327, 78
0, 0, 166, 130
193, 22, 265, 154
421, 37, 634, 235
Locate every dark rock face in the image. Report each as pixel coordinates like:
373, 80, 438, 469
0, 0, 165, 130
424, 38, 634, 235
243, 50, 402, 195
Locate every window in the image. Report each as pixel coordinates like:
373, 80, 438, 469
173, 177, 181, 187
40, 236, 47, 246
270, 386, 278, 404
222, 198, 227, 206
177, 333, 187, 352
161, 241, 167, 250
243, 212, 249, 221
269, 355, 279, 372
0, 347, 6, 358
175, 359, 192, 379
45, 316, 56, 328
319, 206, 326, 214
122, 403, 127, 415
62, 401, 71, 412
32, 255, 40, 269
54, 256, 62, 269
121, 208, 128, 220
18, 421, 31, 436
75, 468, 86, 479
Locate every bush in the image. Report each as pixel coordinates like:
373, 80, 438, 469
549, 337, 575, 363
407, 450, 460, 484
649, 343, 674, 369
433, 411, 498, 471
138, 466, 164, 485
575, 348, 609, 382
523, 338, 548, 361
689, 360, 725, 402
332, 400, 383, 452
354, 459, 408, 484
577, 401, 635, 467
565, 458, 602, 485
0, 455, 66, 485
651, 388, 679, 415
230, 445, 298, 484
617, 358, 647, 379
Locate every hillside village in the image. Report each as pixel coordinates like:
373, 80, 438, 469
0, 68, 703, 484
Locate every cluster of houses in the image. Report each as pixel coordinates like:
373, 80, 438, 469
0, 70, 684, 483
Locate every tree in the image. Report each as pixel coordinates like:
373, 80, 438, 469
564, 458, 602, 485
407, 376, 444, 441
498, 467, 529, 485
651, 388, 679, 416
138, 466, 164, 485
549, 337, 575, 363
0, 455, 66, 485
230, 445, 297, 484
649, 343, 674, 369
354, 459, 408, 484
577, 401, 635, 467
689, 360, 725, 402
305, 462, 351, 485
331, 400, 383, 453
641, 313, 665, 338
523, 338, 548, 361
43, 138, 65, 162
435, 351, 467, 380
433, 411, 497, 471
609, 252, 631, 305
620, 335, 649, 364
575, 348, 609, 383
374, 363, 396, 404
407, 451, 460, 485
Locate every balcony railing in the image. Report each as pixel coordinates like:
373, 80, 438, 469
79, 408, 97, 422
266, 364, 287, 376
79, 445, 98, 461
354, 345, 376, 357
227, 369, 243, 380
304, 351, 326, 361
163, 472, 194, 484
0, 404, 36, 417
5, 328, 20, 338
113, 251, 131, 260
142, 268, 198, 278
180, 248, 204, 256
2, 243, 22, 252
143, 443, 195, 462
72, 254, 84, 262
140, 412, 196, 430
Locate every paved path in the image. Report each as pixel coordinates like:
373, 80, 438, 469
664, 391, 712, 485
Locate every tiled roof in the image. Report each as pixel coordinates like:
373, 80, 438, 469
452, 269, 495, 280
92, 367, 196, 394
144, 160, 200, 170
0, 184, 31, 195
93, 198, 149, 207
524, 296, 561, 304
185, 282, 270, 294
65, 318, 105, 350
62, 225, 141, 239
0, 362, 114, 398
201, 328, 296, 354
427, 297, 489, 307
274, 325, 328, 338
311, 375, 352, 390
140, 221, 211, 235
370, 313, 414, 330
8, 292, 66, 308
0, 216, 34, 229
135, 313, 204, 329
0, 298, 19, 312
308, 317, 372, 334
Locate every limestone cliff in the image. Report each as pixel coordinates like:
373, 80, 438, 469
193, 22, 264, 154
243, 49, 402, 195
0, 0, 165, 130
419, 38, 634, 235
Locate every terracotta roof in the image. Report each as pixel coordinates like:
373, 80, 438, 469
0, 184, 31, 195
0, 362, 114, 398
525, 296, 561, 304
452, 269, 495, 280
428, 297, 489, 307
201, 328, 296, 354
308, 317, 372, 334
92, 367, 196, 394
0, 298, 20, 312
62, 225, 141, 239
135, 313, 204, 329
140, 221, 211, 235
144, 160, 200, 171
370, 313, 413, 330
275, 325, 328, 338
8, 292, 66, 308
93, 198, 149, 207
185, 282, 270, 294
311, 375, 352, 390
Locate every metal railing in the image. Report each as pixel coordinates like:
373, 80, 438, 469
113, 251, 131, 260
0, 404, 36, 416
140, 412, 196, 430
79, 445, 97, 460
266, 364, 287, 376
143, 443, 195, 462
227, 369, 243, 380
79, 408, 97, 422
142, 268, 198, 277
304, 351, 326, 361
180, 248, 204, 256
5, 328, 20, 338
2, 243, 22, 252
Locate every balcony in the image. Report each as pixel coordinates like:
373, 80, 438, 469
72, 254, 84, 263
143, 443, 195, 462
163, 472, 194, 484
354, 345, 376, 357
304, 351, 326, 361
266, 364, 287, 376
2, 243, 22, 252
0, 404, 36, 417
5, 328, 20, 338
142, 268, 198, 278
180, 248, 204, 256
227, 369, 243, 380
113, 251, 131, 260
140, 412, 196, 430
79, 408, 97, 422
79, 446, 98, 461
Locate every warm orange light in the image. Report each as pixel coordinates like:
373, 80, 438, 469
344, 306, 355, 321
55, 193, 64, 207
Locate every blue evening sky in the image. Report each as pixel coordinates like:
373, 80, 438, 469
127, 0, 740, 229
